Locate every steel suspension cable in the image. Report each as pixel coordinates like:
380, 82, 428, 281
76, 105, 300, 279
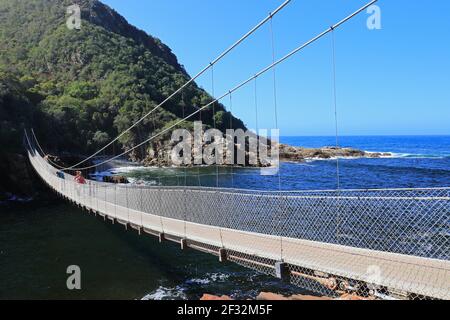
52, 0, 292, 171
211, 65, 219, 188
151, 111, 164, 234
254, 78, 259, 147
211, 65, 225, 248
331, 29, 342, 243
331, 29, 341, 190
229, 92, 234, 188
150, 112, 163, 189
31, 129, 45, 157
31, 129, 66, 170
44, 0, 377, 172
269, 15, 284, 261
269, 17, 282, 192
182, 92, 188, 239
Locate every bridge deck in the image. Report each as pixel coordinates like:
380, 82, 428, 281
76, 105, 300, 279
28, 149, 450, 300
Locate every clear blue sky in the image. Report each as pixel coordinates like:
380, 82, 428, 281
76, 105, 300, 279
102, 0, 450, 136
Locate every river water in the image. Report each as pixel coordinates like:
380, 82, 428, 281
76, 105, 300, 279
1, 136, 449, 299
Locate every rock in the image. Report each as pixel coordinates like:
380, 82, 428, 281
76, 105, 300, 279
278, 144, 391, 162
256, 292, 290, 301
290, 294, 333, 301
200, 294, 233, 301
257, 292, 332, 301
102, 176, 129, 184
200, 291, 372, 301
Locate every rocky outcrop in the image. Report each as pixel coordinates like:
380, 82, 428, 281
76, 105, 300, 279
132, 142, 392, 167
279, 144, 391, 162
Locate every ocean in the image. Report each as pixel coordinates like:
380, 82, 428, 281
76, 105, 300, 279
1, 135, 449, 299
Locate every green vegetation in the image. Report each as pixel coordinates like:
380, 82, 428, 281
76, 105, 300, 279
0, 0, 245, 157
0, 72, 42, 151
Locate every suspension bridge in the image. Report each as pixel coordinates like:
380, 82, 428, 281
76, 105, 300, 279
25, 0, 449, 300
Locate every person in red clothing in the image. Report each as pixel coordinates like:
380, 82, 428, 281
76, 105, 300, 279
74, 171, 87, 184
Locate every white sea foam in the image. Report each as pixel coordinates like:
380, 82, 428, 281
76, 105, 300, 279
364, 151, 394, 158
300, 151, 394, 162
141, 285, 187, 300
6, 195, 33, 203
186, 278, 211, 285
387, 152, 449, 159
208, 272, 230, 282
141, 273, 231, 300
186, 273, 230, 285
114, 165, 151, 173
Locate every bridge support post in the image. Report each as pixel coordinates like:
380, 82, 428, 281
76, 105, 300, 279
275, 262, 290, 282
219, 248, 227, 263
180, 239, 188, 250
159, 233, 165, 243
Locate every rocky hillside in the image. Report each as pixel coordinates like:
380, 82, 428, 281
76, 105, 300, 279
0, 0, 246, 196
0, 0, 245, 154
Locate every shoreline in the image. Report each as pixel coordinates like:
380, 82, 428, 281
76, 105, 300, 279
90, 146, 394, 173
